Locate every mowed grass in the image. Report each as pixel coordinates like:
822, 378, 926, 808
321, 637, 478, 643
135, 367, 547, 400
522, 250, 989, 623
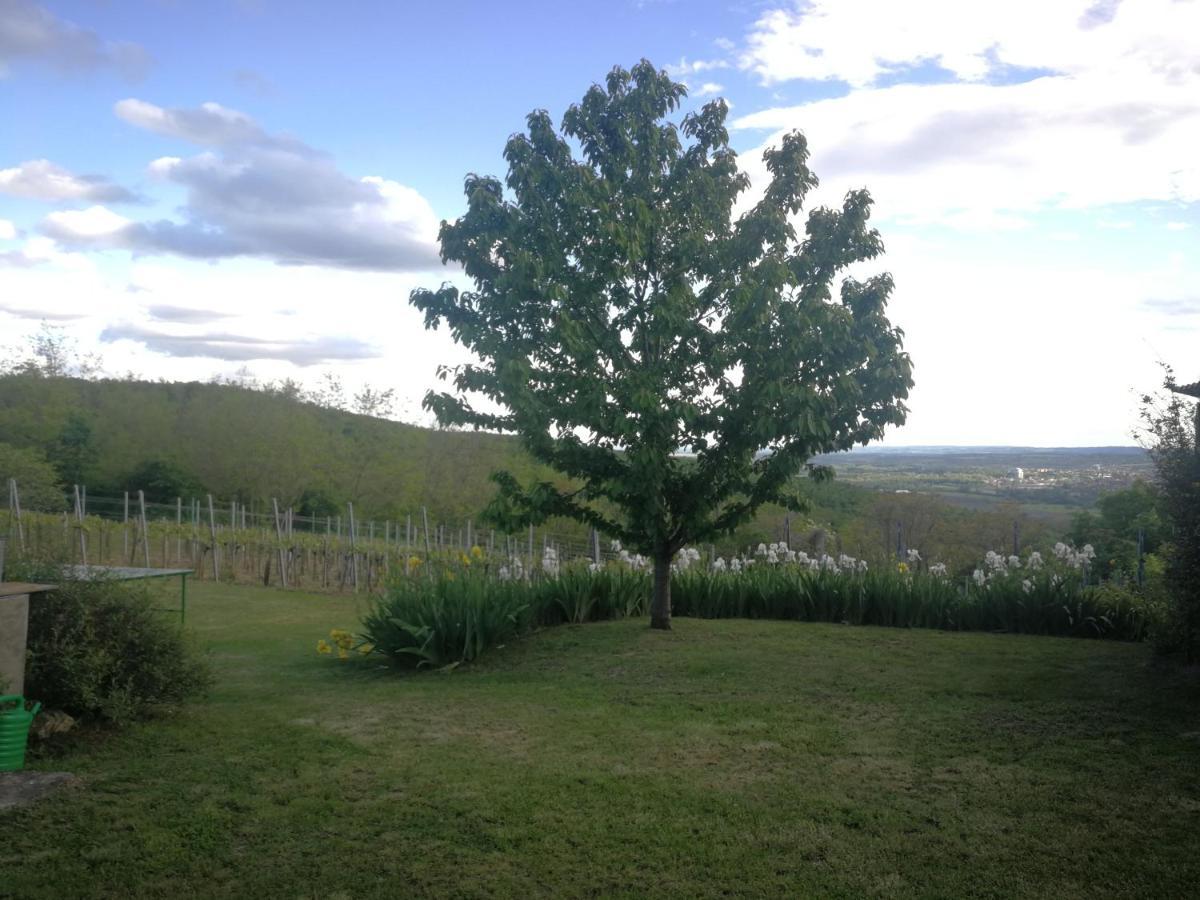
4, 582, 1200, 899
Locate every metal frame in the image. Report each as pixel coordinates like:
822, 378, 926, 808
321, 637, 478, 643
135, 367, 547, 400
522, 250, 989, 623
59, 566, 193, 625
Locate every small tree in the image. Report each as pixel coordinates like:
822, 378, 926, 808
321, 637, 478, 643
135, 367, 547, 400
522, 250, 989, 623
1140, 367, 1200, 661
51, 412, 96, 488
411, 61, 913, 628
2, 323, 103, 379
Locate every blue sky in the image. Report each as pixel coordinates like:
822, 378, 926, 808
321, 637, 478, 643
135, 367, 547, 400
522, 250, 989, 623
1, 0, 1197, 445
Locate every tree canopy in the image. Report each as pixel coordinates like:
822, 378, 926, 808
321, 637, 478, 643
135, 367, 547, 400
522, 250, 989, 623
413, 60, 915, 627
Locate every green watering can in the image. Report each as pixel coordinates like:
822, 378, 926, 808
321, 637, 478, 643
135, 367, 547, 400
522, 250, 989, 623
0, 696, 41, 772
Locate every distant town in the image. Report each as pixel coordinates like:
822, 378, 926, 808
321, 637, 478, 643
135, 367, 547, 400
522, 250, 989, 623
811, 446, 1152, 520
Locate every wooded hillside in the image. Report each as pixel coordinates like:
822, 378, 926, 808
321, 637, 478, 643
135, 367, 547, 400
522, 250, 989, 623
0, 373, 1080, 567
0, 373, 555, 522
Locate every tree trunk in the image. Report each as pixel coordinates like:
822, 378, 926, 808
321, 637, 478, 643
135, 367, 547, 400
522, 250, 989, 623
650, 552, 672, 630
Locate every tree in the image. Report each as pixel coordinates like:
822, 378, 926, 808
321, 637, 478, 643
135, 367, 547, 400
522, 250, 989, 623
51, 412, 96, 488
412, 61, 914, 629
297, 488, 339, 519
2, 323, 103, 379
1069, 479, 1166, 580
122, 459, 206, 505
1140, 367, 1200, 662
0, 442, 65, 511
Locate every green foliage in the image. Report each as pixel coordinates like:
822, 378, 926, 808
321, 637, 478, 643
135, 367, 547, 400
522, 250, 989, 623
51, 412, 96, 487
121, 458, 206, 504
1069, 479, 1166, 580
671, 567, 1154, 640
411, 60, 913, 626
535, 566, 649, 625
359, 558, 1154, 673
16, 567, 212, 724
0, 442, 64, 511
296, 487, 338, 518
838, 492, 1055, 575
362, 566, 651, 668
1140, 368, 1200, 661
362, 573, 531, 668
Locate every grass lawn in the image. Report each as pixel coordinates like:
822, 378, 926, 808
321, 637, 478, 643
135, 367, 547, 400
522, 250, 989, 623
3, 581, 1200, 899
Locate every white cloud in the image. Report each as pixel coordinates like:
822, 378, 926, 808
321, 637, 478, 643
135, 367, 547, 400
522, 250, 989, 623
0, 0, 151, 79
42, 205, 133, 240
42, 99, 443, 272
0, 159, 135, 202
1166, 221, 1191, 230
735, 77, 1200, 225
114, 98, 276, 147
693, 82, 725, 98
665, 57, 730, 78
741, 0, 1199, 88
147, 156, 182, 177
0, 219, 16, 240
99, 323, 379, 366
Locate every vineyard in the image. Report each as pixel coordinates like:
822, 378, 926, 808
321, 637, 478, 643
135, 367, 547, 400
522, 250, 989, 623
3, 478, 600, 592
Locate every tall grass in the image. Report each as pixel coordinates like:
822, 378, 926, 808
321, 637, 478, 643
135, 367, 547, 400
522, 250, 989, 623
535, 567, 648, 625
359, 563, 1161, 668
363, 568, 654, 667
672, 567, 1157, 640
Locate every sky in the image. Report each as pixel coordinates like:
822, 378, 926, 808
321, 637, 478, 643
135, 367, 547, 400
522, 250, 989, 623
0, 0, 1197, 446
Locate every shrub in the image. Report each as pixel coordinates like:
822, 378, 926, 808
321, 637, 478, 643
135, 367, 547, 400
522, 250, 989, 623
362, 573, 531, 668
1140, 370, 1200, 662
22, 573, 212, 725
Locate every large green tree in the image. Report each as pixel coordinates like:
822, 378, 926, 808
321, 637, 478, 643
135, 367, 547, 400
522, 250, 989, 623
411, 61, 913, 628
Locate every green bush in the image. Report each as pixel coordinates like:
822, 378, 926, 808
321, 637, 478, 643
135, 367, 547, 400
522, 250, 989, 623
22, 573, 212, 725
362, 573, 531, 668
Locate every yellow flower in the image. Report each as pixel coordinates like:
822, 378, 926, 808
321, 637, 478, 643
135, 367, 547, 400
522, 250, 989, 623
358, 643, 374, 655
316, 639, 332, 655
897, 561, 909, 573
470, 545, 484, 560
460, 553, 471, 566
337, 648, 349, 660
407, 556, 423, 570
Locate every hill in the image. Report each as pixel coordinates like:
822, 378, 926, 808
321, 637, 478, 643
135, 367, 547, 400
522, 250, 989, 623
0, 374, 1150, 566
0, 373, 553, 523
